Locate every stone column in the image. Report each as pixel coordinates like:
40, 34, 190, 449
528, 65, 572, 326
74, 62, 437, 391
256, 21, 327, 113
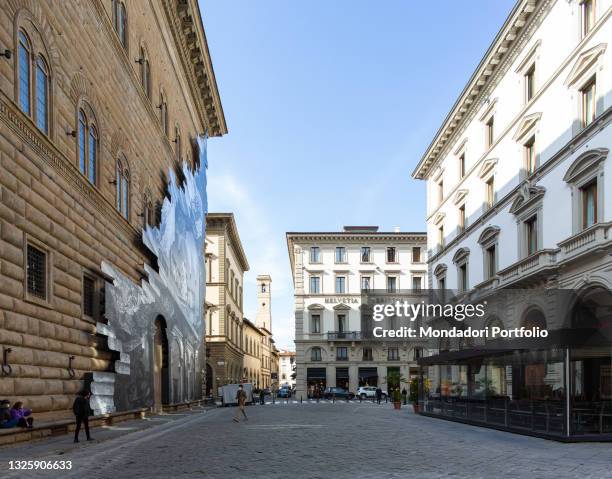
378, 365, 387, 391
326, 364, 336, 388
349, 364, 359, 392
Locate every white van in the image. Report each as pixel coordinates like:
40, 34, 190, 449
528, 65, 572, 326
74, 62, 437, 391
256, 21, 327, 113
220, 383, 253, 406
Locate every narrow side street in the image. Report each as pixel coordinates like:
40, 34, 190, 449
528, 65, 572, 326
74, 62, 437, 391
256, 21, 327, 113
1, 403, 611, 479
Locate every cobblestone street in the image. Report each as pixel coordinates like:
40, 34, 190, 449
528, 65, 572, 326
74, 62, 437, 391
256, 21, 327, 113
1, 402, 611, 478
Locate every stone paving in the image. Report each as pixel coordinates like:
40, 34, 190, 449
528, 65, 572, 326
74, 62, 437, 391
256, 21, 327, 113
0, 401, 611, 478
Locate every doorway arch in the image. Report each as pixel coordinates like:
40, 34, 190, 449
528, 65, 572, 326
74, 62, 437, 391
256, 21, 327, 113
205, 363, 213, 396
153, 316, 169, 411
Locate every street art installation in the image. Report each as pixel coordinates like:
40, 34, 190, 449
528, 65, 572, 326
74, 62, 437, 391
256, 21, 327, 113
90, 135, 209, 414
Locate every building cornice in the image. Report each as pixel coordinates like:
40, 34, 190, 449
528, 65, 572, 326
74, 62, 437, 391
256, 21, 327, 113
161, 0, 227, 136
207, 213, 249, 271
412, 0, 543, 180
422, 5, 611, 222
426, 107, 612, 264
286, 232, 427, 278
286, 232, 427, 242
243, 317, 265, 335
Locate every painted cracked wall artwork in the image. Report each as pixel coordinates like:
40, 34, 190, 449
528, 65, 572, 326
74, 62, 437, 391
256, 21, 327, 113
90, 135, 209, 414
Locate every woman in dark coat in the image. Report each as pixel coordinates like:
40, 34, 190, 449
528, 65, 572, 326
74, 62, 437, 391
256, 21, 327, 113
73, 391, 94, 443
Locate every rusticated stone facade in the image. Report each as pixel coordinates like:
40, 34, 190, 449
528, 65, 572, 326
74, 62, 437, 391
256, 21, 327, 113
0, 0, 225, 419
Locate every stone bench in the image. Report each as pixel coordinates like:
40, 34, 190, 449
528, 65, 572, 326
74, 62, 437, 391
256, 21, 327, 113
0, 399, 212, 446
0, 408, 149, 446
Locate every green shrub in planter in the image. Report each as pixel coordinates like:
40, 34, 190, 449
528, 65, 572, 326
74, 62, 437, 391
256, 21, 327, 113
409, 377, 419, 404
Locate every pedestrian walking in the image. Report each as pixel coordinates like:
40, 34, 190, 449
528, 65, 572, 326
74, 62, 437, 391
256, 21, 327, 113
259, 388, 265, 405
375, 387, 382, 405
233, 384, 248, 422
401, 387, 408, 405
73, 390, 94, 442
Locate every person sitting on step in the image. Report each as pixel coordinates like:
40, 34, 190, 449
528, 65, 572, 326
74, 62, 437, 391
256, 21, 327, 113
0, 400, 19, 429
9, 401, 34, 428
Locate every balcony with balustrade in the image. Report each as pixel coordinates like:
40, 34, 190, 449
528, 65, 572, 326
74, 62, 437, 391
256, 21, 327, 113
558, 222, 612, 265
327, 331, 362, 341
497, 249, 558, 287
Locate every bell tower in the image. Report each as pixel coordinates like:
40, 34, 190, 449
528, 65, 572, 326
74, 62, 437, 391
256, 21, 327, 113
256, 275, 272, 332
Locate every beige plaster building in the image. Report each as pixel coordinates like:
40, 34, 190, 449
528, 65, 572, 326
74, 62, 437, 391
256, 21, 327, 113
242, 317, 264, 386
270, 343, 280, 389
0, 0, 225, 418
204, 213, 249, 395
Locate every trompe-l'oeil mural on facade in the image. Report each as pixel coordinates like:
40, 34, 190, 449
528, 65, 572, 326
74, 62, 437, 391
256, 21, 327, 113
91, 135, 209, 414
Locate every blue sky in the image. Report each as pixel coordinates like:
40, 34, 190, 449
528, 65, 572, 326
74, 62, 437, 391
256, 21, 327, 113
201, 0, 516, 350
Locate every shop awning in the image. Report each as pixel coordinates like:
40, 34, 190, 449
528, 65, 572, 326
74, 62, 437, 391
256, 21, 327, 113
417, 328, 611, 366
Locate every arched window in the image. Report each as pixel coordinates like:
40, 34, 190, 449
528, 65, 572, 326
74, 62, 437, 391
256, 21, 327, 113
112, 1, 127, 48
77, 104, 98, 185
159, 93, 168, 136
88, 125, 98, 183
115, 156, 130, 219
143, 189, 153, 227
18, 30, 31, 115
311, 347, 322, 362
122, 169, 130, 219
17, 29, 51, 135
78, 110, 87, 174
35, 56, 49, 133
174, 125, 181, 160
140, 47, 151, 98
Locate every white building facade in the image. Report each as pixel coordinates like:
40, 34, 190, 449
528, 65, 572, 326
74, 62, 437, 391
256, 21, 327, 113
412, 0, 612, 440
287, 227, 427, 399
413, 0, 611, 294
278, 350, 296, 388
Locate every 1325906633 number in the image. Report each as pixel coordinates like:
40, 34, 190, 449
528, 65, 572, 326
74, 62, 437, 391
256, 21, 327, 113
9, 460, 72, 470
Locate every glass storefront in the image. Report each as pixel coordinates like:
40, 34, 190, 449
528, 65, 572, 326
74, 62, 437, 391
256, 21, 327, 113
570, 347, 612, 435
307, 367, 326, 398
414, 286, 612, 440
336, 367, 349, 390
419, 346, 612, 440
358, 367, 378, 387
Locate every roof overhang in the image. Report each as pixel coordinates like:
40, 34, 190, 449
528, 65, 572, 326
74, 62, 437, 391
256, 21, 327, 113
207, 213, 250, 271
163, 0, 227, 136
412, 0, 540, 180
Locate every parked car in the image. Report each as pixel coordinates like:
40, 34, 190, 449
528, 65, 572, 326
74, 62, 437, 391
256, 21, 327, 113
356, 386, 387, 400
277, 387, 292, 398
323, 387, 355, 400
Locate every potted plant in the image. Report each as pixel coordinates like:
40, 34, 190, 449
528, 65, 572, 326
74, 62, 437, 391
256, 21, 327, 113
392, 388, 402, 409
409, 377, 419, 413
385, 369, 405, 410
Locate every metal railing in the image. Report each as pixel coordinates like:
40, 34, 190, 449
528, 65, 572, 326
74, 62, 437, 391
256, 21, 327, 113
327, 331, 362, 340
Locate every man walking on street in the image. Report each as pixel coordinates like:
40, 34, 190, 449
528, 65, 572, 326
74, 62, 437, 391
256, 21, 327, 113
73, 391, 93, 442
233, 385, 248, 422
375, 387, 382, 405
